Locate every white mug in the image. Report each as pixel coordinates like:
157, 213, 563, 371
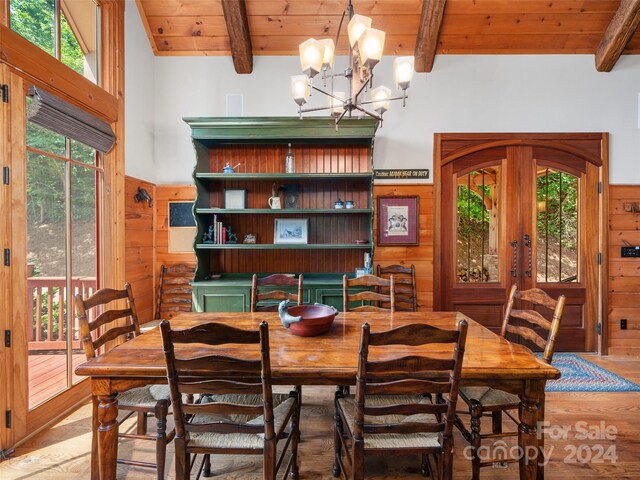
268, 196, 281, 209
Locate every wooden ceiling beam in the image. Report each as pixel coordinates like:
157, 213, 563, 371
414, 0, 447, 73
221, 0, 253, 74
595, 0, 640, 72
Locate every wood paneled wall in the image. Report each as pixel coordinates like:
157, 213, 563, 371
129, 182, 640, 356
373, 184, 434, 311
125, 184, 434, 316
608, 185, 640, 356
124, 177, 156, 323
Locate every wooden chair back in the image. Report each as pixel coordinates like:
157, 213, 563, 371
155, 263, 195, 320
377, 264, 417, 311
251, 273, 303, 312
159, 320, 276, 441
74, 283, 140, 360
343, 274, 395, 312
353, 319, 468, 441
501, 284, 566, 363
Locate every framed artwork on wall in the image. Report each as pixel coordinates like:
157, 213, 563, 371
224, 188, 247, 209
377, 196, 419, 246
274, 218, 308, 244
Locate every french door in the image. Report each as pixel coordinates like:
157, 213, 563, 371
435, 134, 606, 352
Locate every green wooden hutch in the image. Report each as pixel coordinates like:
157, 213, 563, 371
184, 116, 378, 312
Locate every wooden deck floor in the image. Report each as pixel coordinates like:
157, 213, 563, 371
28, 352, 85, 409
3, 355, 640, 479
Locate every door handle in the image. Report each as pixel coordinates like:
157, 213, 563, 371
510, 240, 518, 277
524, 234, 532, 278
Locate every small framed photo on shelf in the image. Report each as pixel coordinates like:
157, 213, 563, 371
274, 218, 308, 244
377, 196, 419, 246
224, 189, 247, 209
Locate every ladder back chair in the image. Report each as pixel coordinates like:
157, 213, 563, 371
74, 283, 172, 480
454, 284, 566, 479
155, 263, 195, 320
160, 320, 301, 480
333, 319, 468, 480
251, 273, 303, 312
343, 274, 395, 313
377, 264, 417, 311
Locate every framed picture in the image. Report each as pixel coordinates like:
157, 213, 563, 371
274, 218, 308, 244
168, 201, 196, 253
224, 189, 247, 209
377, 196, 419, 246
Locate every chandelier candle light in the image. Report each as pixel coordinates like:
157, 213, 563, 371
290, 0, 415, 126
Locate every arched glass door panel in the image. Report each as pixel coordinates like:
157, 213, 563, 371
456, 167, 501, 284
536, 168, 579, 283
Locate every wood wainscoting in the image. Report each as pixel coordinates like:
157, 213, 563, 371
608, 185, 640, 356
373, 184, 434, 311
124, 177, 156, 323
127, 183, 434, 317
128, 181, 640, 356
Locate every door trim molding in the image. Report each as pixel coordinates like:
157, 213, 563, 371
439, 136, 604, 167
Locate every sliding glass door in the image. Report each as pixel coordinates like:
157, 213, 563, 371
26, 113, 101, 409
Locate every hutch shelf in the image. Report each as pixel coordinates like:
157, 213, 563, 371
185, 117, 378, 312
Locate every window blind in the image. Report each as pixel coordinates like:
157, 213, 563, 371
26, 86, 115, 153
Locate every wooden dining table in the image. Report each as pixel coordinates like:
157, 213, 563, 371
76, 310, 560, 480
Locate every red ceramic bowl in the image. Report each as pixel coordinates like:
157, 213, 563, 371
286, 304, 337, 337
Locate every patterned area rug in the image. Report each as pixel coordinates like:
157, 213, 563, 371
544, 353, 640, 392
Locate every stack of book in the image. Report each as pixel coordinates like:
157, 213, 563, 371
203, 214, 226, 244
211, 215, 226, 244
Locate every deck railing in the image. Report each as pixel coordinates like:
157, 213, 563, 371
27, 276, 97, 351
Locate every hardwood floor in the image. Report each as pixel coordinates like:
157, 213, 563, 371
28, 352, 85, 409
1, 355, 639, 479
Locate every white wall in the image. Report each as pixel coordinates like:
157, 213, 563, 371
124, 0, 156, 182
124, 8, 640, 185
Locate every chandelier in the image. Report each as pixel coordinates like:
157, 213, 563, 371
290, 0, 415, 126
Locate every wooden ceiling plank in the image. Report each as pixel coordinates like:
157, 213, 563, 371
155, 34, 420, 55
245, 0, 422, 16
139, 0, 224, 17
221, 0, 253, 74
439, 34, 600, 49
438, 33, 602, 54
444, 0, 618, 15
154, 32, 606, 56
151, 11, 611, 39
135, 0, 159, 54
441, 13, 612, 35
147, 15, 227, 37
415, 0, 447, 73
147, 14, 421, 37
141, 0, 422, 17
595, 0, 640, 71
153, 35, 230, 52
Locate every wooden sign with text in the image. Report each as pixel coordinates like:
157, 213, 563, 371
374, 169, 430, 180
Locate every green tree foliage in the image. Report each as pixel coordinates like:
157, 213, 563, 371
457, 171, 578, 250
10, 0, 85, 74
457, 177, 491, 242
537, 171, 578, 250
16, 0, 98, 338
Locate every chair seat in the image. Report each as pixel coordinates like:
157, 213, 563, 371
118, 385, 171, 409
459, 386, 519, 409
337, 395, 440, 450
189, 394, 296, 450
